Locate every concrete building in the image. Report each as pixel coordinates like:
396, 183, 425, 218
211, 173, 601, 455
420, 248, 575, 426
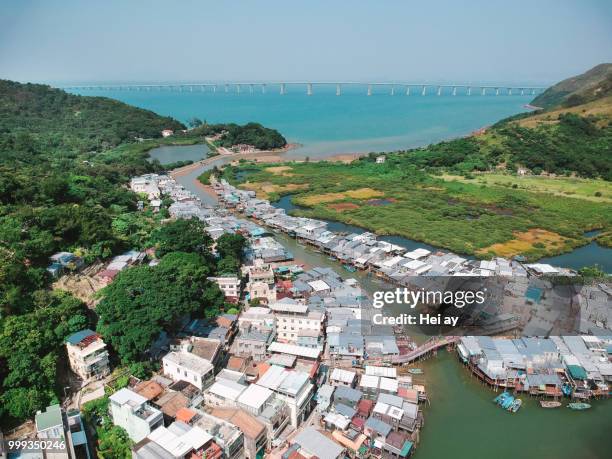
65, 329, 110, 382
195, 412, 245, 459
211, 407, 267, 459
109, 388, 163, 442
132, 421, 217, 459
236, 383, 275, 417
208, 275, 241, 302
234, 327, 275, 361
162, 350, 215, 391
291, 427, 345, 459
35, 404, 93, 459
204, 378, 248, 408
256, 365, 314, 427
330, 368, 357, 388
270, 299, 324, 343
246, 280, 277, 305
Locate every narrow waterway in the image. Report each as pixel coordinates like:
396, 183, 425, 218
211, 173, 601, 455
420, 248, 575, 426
168, 147, 611, 458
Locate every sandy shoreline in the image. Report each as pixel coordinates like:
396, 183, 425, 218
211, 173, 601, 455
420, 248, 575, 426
169, 143, 366, 179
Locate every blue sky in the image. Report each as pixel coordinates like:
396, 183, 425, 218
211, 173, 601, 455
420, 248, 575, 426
1, 0, 611, 85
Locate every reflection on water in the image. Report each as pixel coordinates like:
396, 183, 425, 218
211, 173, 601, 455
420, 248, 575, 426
148, 144, 210, 164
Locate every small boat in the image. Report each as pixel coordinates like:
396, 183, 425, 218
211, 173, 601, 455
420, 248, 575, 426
509, 399, 522, 413
501, 395, 515, 410
540, 401, 562, 409
343, 264, 357, 272
407, 368, 423, 375
568, 403, 591, 411
493, 392, 509, 404
562, 382, 573, 396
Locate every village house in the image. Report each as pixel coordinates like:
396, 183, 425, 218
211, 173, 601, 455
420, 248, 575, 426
290, 427, 345, 459
246, 280, 277, 304
210, 407, 268, 459
109, 388, 164, 442
65, 329, 110, 381
236, 383, 276, 416
329, 368, 358, 388
208, 275, 241, 303
195, 412, 245, 459
234, 327, 275, 361
131, 421, 217, 459
162, 350, 215, 391
270, 298, 325, 343
256, 365, 314, 427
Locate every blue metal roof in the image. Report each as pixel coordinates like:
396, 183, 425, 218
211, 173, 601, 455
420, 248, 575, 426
66, 329, 96, 345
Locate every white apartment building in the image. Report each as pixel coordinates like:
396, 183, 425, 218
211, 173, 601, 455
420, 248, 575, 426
109, 388, 163, 442
65, 329, 110, 381
269, 299, 324, 343
208, 275, 241, 301
129, 176, 160, 200
204, 378, 248, 408
256, 365, 314, 427
162, 350, 215, 391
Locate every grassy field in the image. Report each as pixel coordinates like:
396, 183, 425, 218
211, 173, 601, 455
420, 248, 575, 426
222, 160, 612, 260
439, 173, 611, 203
514, 96, 612, 128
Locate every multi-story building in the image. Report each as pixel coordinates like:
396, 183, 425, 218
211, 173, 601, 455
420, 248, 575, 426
211, 407, 268, 459
269, 299, 324, 343
195, 412, 245, 459
109, 388, 164, 442
208, 275, 241, 302
132, 421, 219, 459
35, 404, 93, 459
246, 280, 277, 304
234, 327, 275, 361
256, 365, 314, 427
65, 329, 110, 381
162, 350, 215, 391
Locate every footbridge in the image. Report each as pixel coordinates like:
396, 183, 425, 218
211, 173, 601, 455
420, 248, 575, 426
391, 336, 460, 365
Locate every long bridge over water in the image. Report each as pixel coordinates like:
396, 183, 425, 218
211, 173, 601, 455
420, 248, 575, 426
60, 82, 546, 97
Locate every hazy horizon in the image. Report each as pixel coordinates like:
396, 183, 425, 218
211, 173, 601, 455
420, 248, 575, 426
1, 0, 611, 86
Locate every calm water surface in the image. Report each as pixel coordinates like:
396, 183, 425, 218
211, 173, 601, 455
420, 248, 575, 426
72, 86, 532, 158
148, 143, 209, 164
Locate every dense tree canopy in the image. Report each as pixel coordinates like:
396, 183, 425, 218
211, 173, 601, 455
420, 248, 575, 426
193, 122, 287, 150
151, 217, 213, 258
369, 113, 612, 180
215, 232, 247, 275
0, 292, 89, 423
95, 252, 225, 363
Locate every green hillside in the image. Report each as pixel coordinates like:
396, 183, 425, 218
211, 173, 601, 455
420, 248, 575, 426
0, 82, 186, 426
0, 80, 184, 155
531, 63, 612, 109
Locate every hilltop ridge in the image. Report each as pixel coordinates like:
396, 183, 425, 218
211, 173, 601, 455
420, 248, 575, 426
531, 63, 612, 109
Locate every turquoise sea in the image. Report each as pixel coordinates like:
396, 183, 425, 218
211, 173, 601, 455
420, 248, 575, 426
71, 85, 532, 158
74, 86, 611, 271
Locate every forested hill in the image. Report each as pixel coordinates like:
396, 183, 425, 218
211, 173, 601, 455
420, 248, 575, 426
383, 65, 612, 181
531, 63, 612, 109
0, 80, 184, 156
0, 82, 224, 427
